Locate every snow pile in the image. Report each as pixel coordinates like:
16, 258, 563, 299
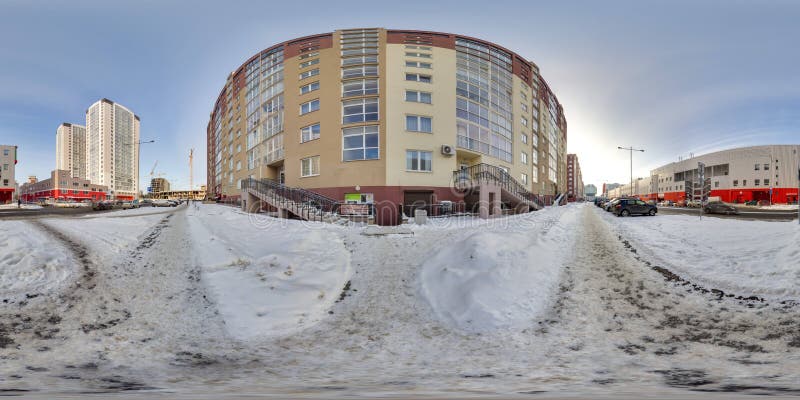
45, 212, 170, 256
420, 206, 580, 332
601, 211, 800, 298
186, 204, 351, 340
0, 221, 74, 299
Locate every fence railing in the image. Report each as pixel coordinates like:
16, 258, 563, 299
453, 163, 545, 209
402, 202, 468, 218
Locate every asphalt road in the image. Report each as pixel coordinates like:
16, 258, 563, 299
656, 206, 798, 221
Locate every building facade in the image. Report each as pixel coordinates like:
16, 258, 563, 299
55, 123, 87, 179
150, 177, 170, 193
85, 98, 140, 200
0, 145, 17, 203
566, 153, 584, 202
207, 28, 568, 214
19, 169, 108, 202
607, 145, 800, 204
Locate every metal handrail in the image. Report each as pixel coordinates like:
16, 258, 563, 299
453, 163, 545, 209
242, 178, 341, 221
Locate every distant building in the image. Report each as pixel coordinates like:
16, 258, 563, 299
607, 145, 800, 204
19, 169, 108, 202
567, 154, 584, 202
150, 177, 170, 193
584, 184, 597, 199
55, 123, 87, 178
0, 145, 17, 204
85, 98, 140, 200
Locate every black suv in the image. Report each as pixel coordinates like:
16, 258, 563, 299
613, 198, 658, 217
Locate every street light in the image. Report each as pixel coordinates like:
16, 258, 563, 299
618, 146, 645, 197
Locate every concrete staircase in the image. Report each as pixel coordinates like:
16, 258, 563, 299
241, 178, 351, 225
453, 163, 545, 214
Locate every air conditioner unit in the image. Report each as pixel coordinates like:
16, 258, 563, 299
441, 144, 455, 156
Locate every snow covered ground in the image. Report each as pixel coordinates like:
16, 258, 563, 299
599, 209, 800, 298
2, 203, 799, 398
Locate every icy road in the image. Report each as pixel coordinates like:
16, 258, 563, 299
1, 203, 799, 398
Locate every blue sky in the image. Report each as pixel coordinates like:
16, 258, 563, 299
1, 0, 798, 190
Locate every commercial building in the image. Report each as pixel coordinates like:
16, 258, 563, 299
0, 145, 17, 203
85, 98, 140, 200
608, 145, 800, 204
55, 123, 87, 178
150, 177, 170, 193
567, 153, 583, 202
19, 169, 108, 202
208, 28, 568, 223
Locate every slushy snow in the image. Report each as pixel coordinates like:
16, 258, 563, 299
0, 221, 74, 300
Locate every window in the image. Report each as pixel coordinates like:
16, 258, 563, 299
299, 58, 319, 69
2, 164, 6, 171
406, 115, 432, 133
714, 181, 719, 188
754, 163, 760, 170
299, 51, 319, 60
406, 150, 432, 172
521, 134, 528, 144
406, 52, 432, 58
299, 68, 319, 80
343, 125, 379, 161
300, 81, 320, 94
405, 61, 432, 69
300, 99, 320, 115
301, 123, 321, 143
405, 73, 431, 83
521, 173, 528, 185
521, 152, 528, 165
236, 161, 241, 171
342, 79, 378, 97
405, 90, 432, 104
755, 179, 760, 186
764, 163, 769, 170
342, 65, 378, 79
521, 117, 528, 127
236, 144, 241, 153
733, 180, 738, 187
342, 55, 378, 66
405, 45, 432, 51
342, 98, 378, 123
521, 103, 528, 112
764, 178, 770, 186
2, 149, 7, 156
301, 156, 320, 177
743, 179, 747, 186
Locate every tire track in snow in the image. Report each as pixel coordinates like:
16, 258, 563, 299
543, 206, 800, 394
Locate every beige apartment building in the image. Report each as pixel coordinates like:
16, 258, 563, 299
0, 145, 17, 203
208, 28, 568, 223
86, 99, 140, 200
55, 122, 86, 179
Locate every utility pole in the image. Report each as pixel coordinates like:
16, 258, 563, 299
189, 148, 194, 192
618, 146, 645, 197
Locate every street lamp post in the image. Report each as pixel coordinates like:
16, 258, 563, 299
618, 146, 645, 197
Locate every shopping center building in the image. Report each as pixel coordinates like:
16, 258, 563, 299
608, 145, 800, 204
207, 28, 568, 223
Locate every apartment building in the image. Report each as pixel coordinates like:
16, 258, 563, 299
85, 99, 140, 200
608, 145, 800, 204
55, 122, 87, 178
567, 153, 584, 202
150, 177, 170, 193
207, 28, 568, 220
0, 145, 17, 203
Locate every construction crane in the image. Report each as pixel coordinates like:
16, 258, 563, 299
189, 148, 194, 191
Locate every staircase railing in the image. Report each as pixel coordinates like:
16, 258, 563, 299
453, 163, 544, 209
242, 178, 341, 221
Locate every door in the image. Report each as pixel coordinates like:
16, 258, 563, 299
636, 200, 647, 214
404, 191, 434, 217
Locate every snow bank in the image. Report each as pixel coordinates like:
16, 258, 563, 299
0, 221, 74, 300
45, 212, 169, 256
187, 204, 351, 340
600, 211, 800, 298
420, 206, 580, 332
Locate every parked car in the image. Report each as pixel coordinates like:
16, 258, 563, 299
704, 201, 739, 215
120, 201, 139, 209
613, 198, 658, 217
153, 199, 174, 207
744, 200, 758, 206
92, 201, 114, 211
140, 199, 154, 207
